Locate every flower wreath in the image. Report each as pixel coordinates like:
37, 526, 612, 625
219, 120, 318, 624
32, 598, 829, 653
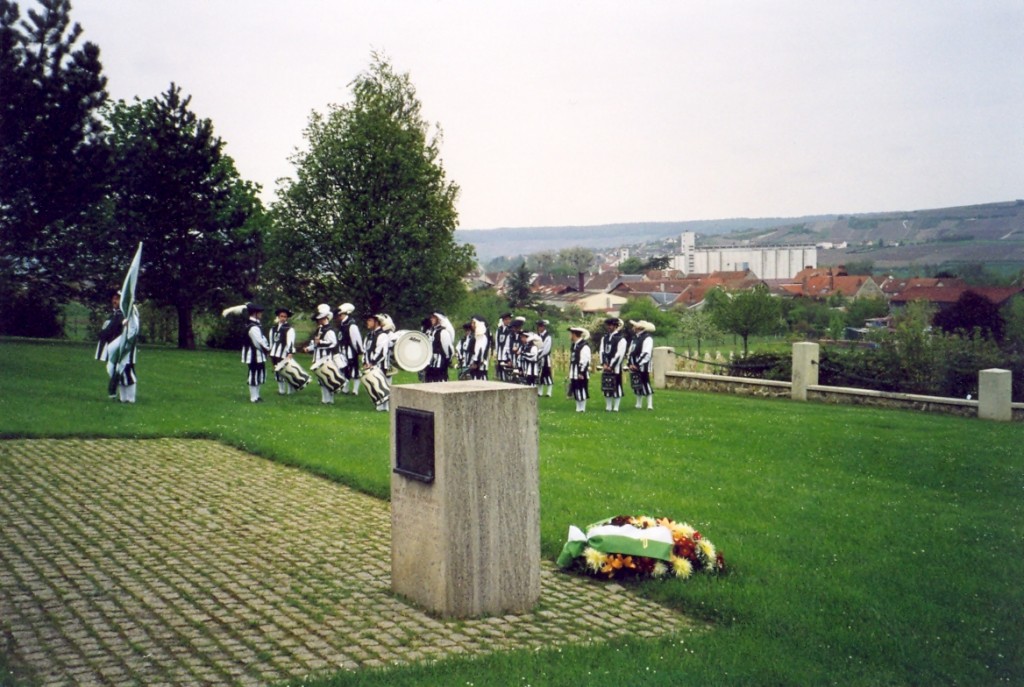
557, 514, 725, 580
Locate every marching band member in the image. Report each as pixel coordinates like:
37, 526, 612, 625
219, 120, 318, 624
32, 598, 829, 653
425, 311, 455, 382
269, 307, 296, 395
535, 319, 553, 397
114, 308, 140, 404
362, 313, 393, 411
494, 312, 512, 381
568, 326, 592, 412
468, 316, 490, 380
500, 316, 525, 380
95, 289, 122, 368
335, 302, 363, 396
306, 305, 338, 404
628, 319, 656, 410
516, 331, 541, 387
600, 317, 627, 412
242, 302, 271, 403
95, 288, 138, 402
456, 321, 473, 376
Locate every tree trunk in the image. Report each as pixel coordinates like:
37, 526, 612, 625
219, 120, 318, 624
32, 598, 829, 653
177, 303, 195, 350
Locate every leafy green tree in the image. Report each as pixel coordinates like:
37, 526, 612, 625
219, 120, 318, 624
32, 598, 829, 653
933, 290, 1005, 341
527, 250, 556, 276
644, 255, 672, 271
618, 257, 644, 274
677, 309, 720, 355
781, 297, 831, 338
0, 0, 109, 315
268, 54, 475, 323
707, 285, 781, 356
555, 246, 595, 277
827, 310, 846, 340
504, 262, 535, 310
843, 297, 889, 328
618, 298, 677, 334
889, 300, 939, 393
104, 84, 265, 349
1002, 297, 1024, 353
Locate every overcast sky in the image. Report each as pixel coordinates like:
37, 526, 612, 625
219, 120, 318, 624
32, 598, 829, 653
68, 0, 1023, 231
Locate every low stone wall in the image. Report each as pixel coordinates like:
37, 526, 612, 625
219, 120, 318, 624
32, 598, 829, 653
806, 385, 979, 419
665, 371, 791, 398
664, 371, 1024, 420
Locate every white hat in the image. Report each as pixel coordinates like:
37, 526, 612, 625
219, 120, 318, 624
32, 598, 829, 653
568, 326, 589, 338
633, 320, 656, 333
338, 302, 355, 315
376, 313, 395, 332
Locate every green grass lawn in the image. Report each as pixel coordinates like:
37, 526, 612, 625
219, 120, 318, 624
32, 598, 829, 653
1, 339, 1021, 686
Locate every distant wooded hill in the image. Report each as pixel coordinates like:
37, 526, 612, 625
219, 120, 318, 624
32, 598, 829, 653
458, 200, 1024, 270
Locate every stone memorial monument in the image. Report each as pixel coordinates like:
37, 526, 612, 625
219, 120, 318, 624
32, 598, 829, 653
390, 380, 540, 618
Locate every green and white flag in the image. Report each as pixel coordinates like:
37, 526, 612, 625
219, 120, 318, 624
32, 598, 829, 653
106, 243, 142, 395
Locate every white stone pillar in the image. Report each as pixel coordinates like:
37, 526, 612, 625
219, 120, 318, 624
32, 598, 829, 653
390, 381, 540, 618
978, 368, 1012, 421
652, 346, 676, 389
791, 342, 820, 401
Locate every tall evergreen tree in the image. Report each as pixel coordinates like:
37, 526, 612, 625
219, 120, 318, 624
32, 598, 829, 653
505, 262, 535, 310
268, 54, 475, 323
0, 0, 109, 328
105, 84, 265, 349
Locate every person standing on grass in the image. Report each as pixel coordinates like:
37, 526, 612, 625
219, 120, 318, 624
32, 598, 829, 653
568, 326, 591, 413
335, 302, 363, 396
536, 319, 553, 397
268, 307, 296, 395
95, 288, 139, 403
516, 330, 541, 387
362, 313, 393, 411
501, 316, 525, 381
494, 312, 512, 381
242, 302, 271, 403
600, 317, 627, 412
95, 288, 125, 399
628, 319, 656, 410
306, 306, 338, 404
455, 320, 476, 378
468, 316, 490, 380
424, 311, 455, 383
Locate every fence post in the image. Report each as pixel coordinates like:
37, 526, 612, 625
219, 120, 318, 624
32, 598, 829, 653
791, 342, 819, 401
978, 368, 1012, 421
652, 346, 676, 390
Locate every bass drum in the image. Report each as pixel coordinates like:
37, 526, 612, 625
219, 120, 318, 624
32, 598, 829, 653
360, 366, 390, 406
274, 358, 311, 391
310, 357, 344, 393
392, 329, 431, 372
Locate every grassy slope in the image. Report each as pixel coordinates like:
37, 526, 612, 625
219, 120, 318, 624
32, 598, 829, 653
0, 340, 1020, 686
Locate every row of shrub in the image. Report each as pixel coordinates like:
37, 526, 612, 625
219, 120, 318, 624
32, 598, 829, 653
725, 337, 1023, 402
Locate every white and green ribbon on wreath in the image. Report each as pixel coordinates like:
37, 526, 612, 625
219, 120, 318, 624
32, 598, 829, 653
557, 519, 675, 568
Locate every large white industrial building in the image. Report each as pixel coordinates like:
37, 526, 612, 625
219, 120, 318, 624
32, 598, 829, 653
671, 231, 816, 280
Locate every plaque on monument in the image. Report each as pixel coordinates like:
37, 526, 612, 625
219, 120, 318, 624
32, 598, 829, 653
394, 407, 435, 483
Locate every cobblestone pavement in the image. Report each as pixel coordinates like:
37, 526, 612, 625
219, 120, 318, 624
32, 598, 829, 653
0, 439, 700, 686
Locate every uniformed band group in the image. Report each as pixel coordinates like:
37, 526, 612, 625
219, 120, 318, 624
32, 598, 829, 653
100, 297, 657, 413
